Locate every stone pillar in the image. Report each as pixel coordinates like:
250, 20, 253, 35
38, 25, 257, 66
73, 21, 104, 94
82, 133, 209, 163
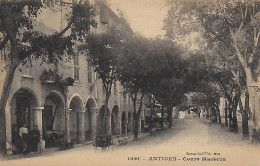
138, 116, 142, 132
66, 109, 72, 142
33, 107, 44, 138
77, 111, 85, 143
90, 109, 98, 140
33, 107, 44, 150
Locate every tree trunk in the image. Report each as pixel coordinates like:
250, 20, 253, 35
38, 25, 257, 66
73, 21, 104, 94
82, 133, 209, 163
0, 60, 20, 157
232, 93, 240, 133
212, 106, 217, 123
104, 97, 109, 135
132, 95, 139, 140
150, 100, 154, 133
233, 36, 256, 134
167, 107, 172, 128
242, 91, 249, 139
133, 94, 144, 140
133, 112, 139, 140
225, 100, 228, 127
209, 106, 212, 121
228, 101, 233, 131
217, 106, 221, 124
161, 99, 164, 117
206, 108, 209, 119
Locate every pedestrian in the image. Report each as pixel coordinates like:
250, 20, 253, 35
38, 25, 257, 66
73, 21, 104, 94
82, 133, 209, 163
30, 125, 41, 153
19, 124, 28, 153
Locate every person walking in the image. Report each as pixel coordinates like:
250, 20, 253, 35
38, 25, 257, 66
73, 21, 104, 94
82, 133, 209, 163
30, 125, 41, 153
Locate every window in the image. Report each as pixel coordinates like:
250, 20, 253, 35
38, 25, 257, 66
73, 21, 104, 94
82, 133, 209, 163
22, 57, 32, 76
100, 7, 109, 24
88, 62, 93, 83
0, 45, 8, 62
114, 82, 117, 94
123, 93, 126, 103
23, 63, 32, 76
73, 55, 80, 81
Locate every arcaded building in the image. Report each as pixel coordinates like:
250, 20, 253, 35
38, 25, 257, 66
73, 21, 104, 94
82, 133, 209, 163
0, 0, 142, 149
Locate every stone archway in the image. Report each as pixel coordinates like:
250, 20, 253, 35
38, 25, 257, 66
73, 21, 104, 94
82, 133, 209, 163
121, 111, 127, 135
43, 91, 65, 148
85, 98, 98, 141
127, 112, 133, 133
69, 96, 84, 143
9, 88, 40, 144
111, 105, 120, 135
97, 105, 111, 135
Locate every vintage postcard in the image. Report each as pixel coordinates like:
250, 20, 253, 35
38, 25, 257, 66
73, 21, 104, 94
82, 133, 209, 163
0, 0, 260, 166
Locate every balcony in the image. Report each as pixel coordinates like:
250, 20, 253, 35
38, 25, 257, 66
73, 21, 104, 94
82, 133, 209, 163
40, 69, 74, 86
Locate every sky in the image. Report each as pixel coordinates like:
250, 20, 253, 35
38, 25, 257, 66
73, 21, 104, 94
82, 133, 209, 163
107, 0, 169, 38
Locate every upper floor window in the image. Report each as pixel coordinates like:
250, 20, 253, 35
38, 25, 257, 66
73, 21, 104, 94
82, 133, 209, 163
22, 63, 32, 76
43, 0, 59, 7
0, 44, 8, 62
73, 55, 80, 81
114, 81, 117, 96
100, 7, 109, 25
22, 57, 32, 76
123, 93, 126, 102
88, 62, 93, 83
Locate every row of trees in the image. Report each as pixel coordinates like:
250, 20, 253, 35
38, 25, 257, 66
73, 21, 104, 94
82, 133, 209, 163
0, 0, 191, 155
163, 0, 260, 139
2, 0, 258, 156
85, 31, 190, 140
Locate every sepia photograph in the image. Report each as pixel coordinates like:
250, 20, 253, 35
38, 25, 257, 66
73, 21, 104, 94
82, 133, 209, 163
0, 0, 260, 166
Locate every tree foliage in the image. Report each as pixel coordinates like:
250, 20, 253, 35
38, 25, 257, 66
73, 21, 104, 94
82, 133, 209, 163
0, 0, 97, 155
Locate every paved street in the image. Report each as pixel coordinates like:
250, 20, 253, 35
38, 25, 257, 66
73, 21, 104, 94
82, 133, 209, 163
1, 118, 260, 166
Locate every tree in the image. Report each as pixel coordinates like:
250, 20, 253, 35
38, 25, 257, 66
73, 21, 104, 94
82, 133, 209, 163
147, 39, 187, 128
118, 35, 150, 140
83, 27, 127, 137
0, 0, 97, 156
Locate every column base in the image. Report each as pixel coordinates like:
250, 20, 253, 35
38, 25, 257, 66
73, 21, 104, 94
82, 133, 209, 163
39, 139, 45, 152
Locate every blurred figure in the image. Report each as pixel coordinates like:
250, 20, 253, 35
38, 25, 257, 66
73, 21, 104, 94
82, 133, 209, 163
30, 125, 40, 153
19, 124, 28, 153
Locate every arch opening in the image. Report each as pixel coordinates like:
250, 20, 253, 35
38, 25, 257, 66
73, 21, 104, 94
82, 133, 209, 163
69, 96, 84, 143
111, 105, 120, 135
97, 105, 111, 135
121, 111, 127, 135
127, 112, 133, 133
43, 91, 65, 148
10, 88, 39, 145
85, 98, 97, 141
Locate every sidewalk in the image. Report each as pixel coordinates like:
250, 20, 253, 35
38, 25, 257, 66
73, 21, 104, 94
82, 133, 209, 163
4, 132, 151, 160
220, 117, 254, 140
208, 120, 253, 145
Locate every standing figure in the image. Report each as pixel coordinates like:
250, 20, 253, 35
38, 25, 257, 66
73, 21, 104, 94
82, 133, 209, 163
19, 124, 28, 153
30, 125, 40, 153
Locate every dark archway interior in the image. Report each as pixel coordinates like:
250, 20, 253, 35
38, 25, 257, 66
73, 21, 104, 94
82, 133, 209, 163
111, 106, 120, 135
85, 98, 96, 141
97, 105, 110, 135
121, 111, 127, 135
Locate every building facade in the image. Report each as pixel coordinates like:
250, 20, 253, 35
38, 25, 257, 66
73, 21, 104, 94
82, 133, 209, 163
0, 0, 142, 150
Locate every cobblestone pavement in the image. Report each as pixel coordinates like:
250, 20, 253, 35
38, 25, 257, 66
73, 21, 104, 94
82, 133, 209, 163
1, 118, 260, 166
